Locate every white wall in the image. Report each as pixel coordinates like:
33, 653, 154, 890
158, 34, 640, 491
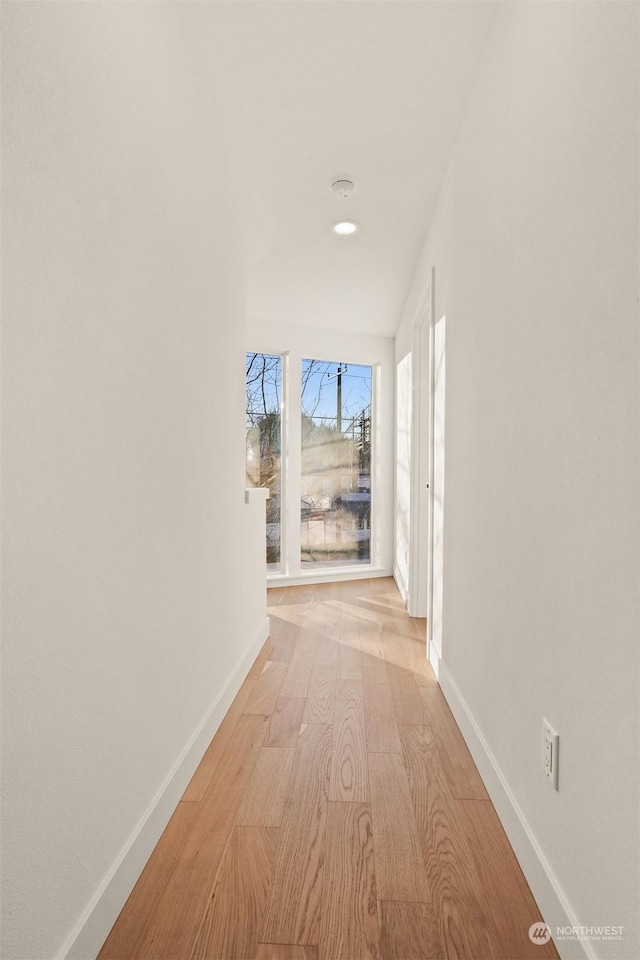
247, 319, 395, 582
1, 5, 267, 958
396, 3, 639, 958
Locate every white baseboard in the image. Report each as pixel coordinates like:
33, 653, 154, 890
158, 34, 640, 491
437, 662, 593, 960
267, 567, 391, 588
59, 616, 270, 960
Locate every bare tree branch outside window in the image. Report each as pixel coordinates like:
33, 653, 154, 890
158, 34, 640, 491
245, 353, 372, 569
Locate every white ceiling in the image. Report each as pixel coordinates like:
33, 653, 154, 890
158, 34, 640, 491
187, 2, 497, 338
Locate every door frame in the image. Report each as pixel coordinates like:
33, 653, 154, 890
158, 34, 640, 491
408, 268, 435, 638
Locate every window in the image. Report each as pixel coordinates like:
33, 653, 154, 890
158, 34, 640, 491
300, 359, 372, 567
395, 352, 412, 597
246, 350, 378, 578
245, 352, 283, 571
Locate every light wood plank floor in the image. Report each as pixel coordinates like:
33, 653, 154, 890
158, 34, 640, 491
99, 578, 559, 960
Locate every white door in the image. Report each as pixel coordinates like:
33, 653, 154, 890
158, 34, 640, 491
409, 269, 435, 633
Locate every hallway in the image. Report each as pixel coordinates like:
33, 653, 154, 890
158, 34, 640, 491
99, 578, 559, 960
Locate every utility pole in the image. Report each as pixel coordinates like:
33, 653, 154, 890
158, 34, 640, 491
326, 363, 347, 554
336, 365, 343, 550
326, 364, 346, 434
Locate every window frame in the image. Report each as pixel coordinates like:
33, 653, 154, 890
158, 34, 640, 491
247, 347, 382, 584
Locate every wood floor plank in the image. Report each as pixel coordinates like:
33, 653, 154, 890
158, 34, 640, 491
374, 578, 407, 613
337, 582, 363, 670
266, 586, 289, 606
361, 647, 389, 685
237, 747, 296, 827
287, 581, 318, 607
181, 709, 242, 804
266, 697, 306, 748
378, 901, 442, 960
350, 588, 388, 666
398, 725, 494, 959
303, 637, 338, 724
380, 592, 429, 675
338, 640, 362, 680
98, 801, 200, 959
314, 635, 340, 666
267, 622, 298, 662
456, 799, 560, 959
101, 713, 269, 959
420, 686, 489, 800
280, 643, 316, 699
396, 627, 437, 690
363, 675, 401, 754
256, 945, 318, 960
262, 638, 276, 659
273, 592, 313, 632
368, 752, 430, 903
101, 578, 556, 960
411, 617, 427, 639
386, 661, 431, 726
260, 723, 333, 946
319, 802, 379, 959
357, 604, 387, 653
190, 826, 280, 960
182, 644, 271, 802
306, 587, 341, 639
243, 660, 289, 715
330, 680, 368, 802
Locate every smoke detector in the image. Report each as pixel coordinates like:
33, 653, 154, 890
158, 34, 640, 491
331, 178, 356, 199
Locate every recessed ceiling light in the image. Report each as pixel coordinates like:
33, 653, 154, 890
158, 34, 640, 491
332, 221, 359, 236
